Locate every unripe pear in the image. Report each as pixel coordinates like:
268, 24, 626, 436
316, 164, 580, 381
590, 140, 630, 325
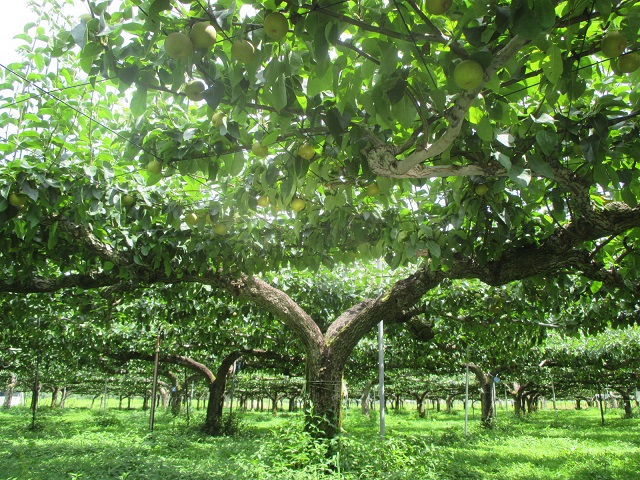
425, 0, 453, 15
190, 22, 217, 50
291, 198, 306, 212
213, 223, 228, 235
165, 32, 194, 60
185, 212, 199, 226
263, 12, 289, 40
297, 143, 316, 160
231, 39, 256, 64
601, 31, 627, 58
147, 160, 163, 174
211, 112, 225, 128
184, 80, 205, 101
251, 142, 269, 157
618, 53, 640, 73
453, 59, 484, 90
121, 194, 136, 207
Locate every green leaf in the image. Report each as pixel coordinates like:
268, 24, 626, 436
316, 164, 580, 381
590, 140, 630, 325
131, 87, 147, 118
47, 221, 58, 250
225, 153, 245, 176
511, 1, 542, 39
425, 240, 441, 258
509, 165, 531, 188
527, 153, 556, 179
70, 23, 87, 49
149, 0, 172, 17
203, 81, 226, 111
272, 74, 287, 113
494, 152, 512, 171
117, 65, 138, 86
476, 116, 494, 142
22, 183, 39, 202
535, 130, 558, 156
542, 45, 563, 85
533, 0, 556, 28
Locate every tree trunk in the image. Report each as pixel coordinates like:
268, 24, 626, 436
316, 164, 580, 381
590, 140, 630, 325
514, 392, 523, 415
446, 395, 455, 413
576, 397, 582, 410
202, 352, 240, 435
59, 388, 69, 409
142, 392, 150, 411
170, 387, 182, 416
3, 375, 17, 409
306, 352, 346, 439
360, 380, 373, 417
616, 391, 633, 419
50, 386, 60, 409
480, 379, 493, 426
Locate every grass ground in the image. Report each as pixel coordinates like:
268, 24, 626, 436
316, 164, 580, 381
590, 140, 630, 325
0, 401, 639, 479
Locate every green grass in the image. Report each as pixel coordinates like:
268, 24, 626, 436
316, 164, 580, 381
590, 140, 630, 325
1, 403, 639, 479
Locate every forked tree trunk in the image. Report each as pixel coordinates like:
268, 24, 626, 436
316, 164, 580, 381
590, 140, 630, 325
360, 380, 373, 416
468, 365, 494, 427
59, 387, 69, 409
203, 352, 242, 435
219, 268, 442, 439
414, 390, 429, 418
306, 352, 346, 439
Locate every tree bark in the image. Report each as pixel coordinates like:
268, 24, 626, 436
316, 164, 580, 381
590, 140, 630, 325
202, 352, 242, 435
468, 364, 494, 426
3, 375, 17, 409
360, 380, 373, 416
50, 386, 60, 409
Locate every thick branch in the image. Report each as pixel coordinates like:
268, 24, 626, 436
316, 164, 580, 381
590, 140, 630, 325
49, 217, 133, 267
325, 265, 444, 362
369, 35, 529, 178
108, 351, 216, 383
221, 274, 325, 357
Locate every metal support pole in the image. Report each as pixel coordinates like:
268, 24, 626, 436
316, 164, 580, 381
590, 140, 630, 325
31, 349, 41, 430
598, 385, 605, 426
492, 381, 497, 421
149, 332, 161, 432
378, 320, 385, 438
504, 386, 508, 414
491, 378, 498, 420
184, 365, 189, 426
229, 360, 237, 417
464, 357, 469, 436
551, 376, 557, 422
102, 377, 108, 414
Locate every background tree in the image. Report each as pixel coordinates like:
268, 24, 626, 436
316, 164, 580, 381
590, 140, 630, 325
2, 0, 640, 438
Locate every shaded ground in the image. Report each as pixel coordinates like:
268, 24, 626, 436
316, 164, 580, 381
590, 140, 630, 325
1, 403, 639, 479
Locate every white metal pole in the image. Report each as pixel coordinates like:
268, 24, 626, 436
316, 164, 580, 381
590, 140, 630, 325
378, 320, 385, 438
551, 376, 557, 421
464, 360, 469, 436
493, 381, 497, 420
102, 377, 108, 415
149, 332, 161, 432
